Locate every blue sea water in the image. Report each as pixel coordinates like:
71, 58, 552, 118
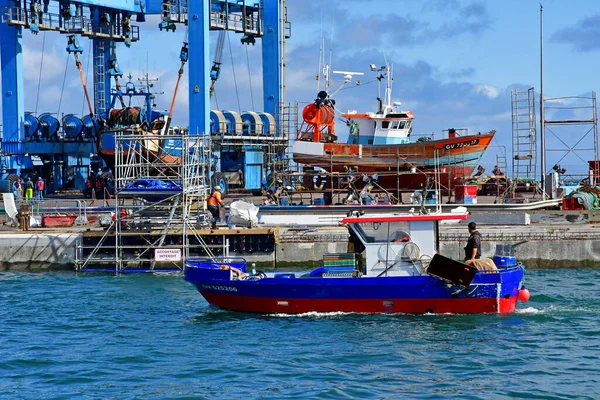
0, 269, 599, 400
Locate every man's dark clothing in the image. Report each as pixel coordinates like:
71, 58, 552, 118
208, 204, 219, 228
465, 230, 482, 260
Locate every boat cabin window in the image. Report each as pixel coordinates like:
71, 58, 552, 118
390, 230, 411, 242
350, 221, 411, 244
382, 120, 408, 130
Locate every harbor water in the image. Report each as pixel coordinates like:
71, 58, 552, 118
1, 268, 598, 399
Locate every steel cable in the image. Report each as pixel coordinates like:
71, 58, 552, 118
245, 45, 254, 110
226, 32, 241, 113
35, 31, 46, 115
57, 53, 70, 116
81, 45, 92, 116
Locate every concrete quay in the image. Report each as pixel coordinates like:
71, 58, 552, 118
1, 214, 600, 270
0, 232, 80, 270
439, 225, 600, 269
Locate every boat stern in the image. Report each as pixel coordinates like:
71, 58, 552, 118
498, 264, 527, 313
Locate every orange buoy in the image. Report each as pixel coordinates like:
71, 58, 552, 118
302, 103, 335, 125
518, 288, 531, 302
301, 103, 335, 142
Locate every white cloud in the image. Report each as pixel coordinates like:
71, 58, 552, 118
22, 47, 67, 82
474, 84, 499, 99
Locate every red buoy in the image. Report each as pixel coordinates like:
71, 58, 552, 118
518, 288, 531, 302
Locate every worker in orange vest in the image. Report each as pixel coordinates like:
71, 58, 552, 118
207, 186, 223, 229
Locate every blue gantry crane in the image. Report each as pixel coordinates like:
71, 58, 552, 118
0, 0, 288, 191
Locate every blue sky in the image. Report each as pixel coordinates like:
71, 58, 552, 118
5, 0, 600, 177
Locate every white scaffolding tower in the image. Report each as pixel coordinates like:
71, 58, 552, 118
511, 88, 537, 180
76, 130, 213, 272
543, 93, 598, 182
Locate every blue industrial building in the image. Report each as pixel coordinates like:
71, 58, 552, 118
0, 0, 288, 192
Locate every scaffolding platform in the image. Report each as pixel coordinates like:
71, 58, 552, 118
82, 227, 276, 237
2, 6, 140, 42
75, 132, 216, 273
158, 1, 291, 37
543, 93, 598, 178
78, 227, 276, 273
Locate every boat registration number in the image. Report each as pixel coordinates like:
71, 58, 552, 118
201, 284, 238, 292
444, 139, 479, 150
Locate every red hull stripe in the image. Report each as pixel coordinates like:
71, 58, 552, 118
201, 292, 519, 314
341, 213, 469, 223
498, 296, 519, 314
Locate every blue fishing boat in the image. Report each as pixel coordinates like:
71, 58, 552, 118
184, 212, 530, 314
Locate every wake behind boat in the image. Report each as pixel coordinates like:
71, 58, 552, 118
184, 211, 530, 314
292, 64, 495, 192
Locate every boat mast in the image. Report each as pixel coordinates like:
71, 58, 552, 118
323, 58, 330, 93
370, 63, 393, 113
377, 71, 382, 106
385, 64, 392, 110
317, 38, 323, 91
540, 3, 546, 199
317, 38, 331, 94
371, 63, 387, 113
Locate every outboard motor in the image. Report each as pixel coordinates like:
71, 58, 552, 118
492, 244, 517, 269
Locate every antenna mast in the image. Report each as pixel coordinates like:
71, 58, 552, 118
540, 3, 546, 199
385, 64, 392, 108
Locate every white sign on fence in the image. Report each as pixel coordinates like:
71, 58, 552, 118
154, 249, 182, 262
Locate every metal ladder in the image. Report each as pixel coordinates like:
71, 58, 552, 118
496, 146, 508, 178
93, 39, 106, 115
273, 101, 298, 174
511, 88, 537, 180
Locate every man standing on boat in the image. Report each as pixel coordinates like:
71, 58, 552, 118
207, 186, 223, 229
464, 222, 482, 261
